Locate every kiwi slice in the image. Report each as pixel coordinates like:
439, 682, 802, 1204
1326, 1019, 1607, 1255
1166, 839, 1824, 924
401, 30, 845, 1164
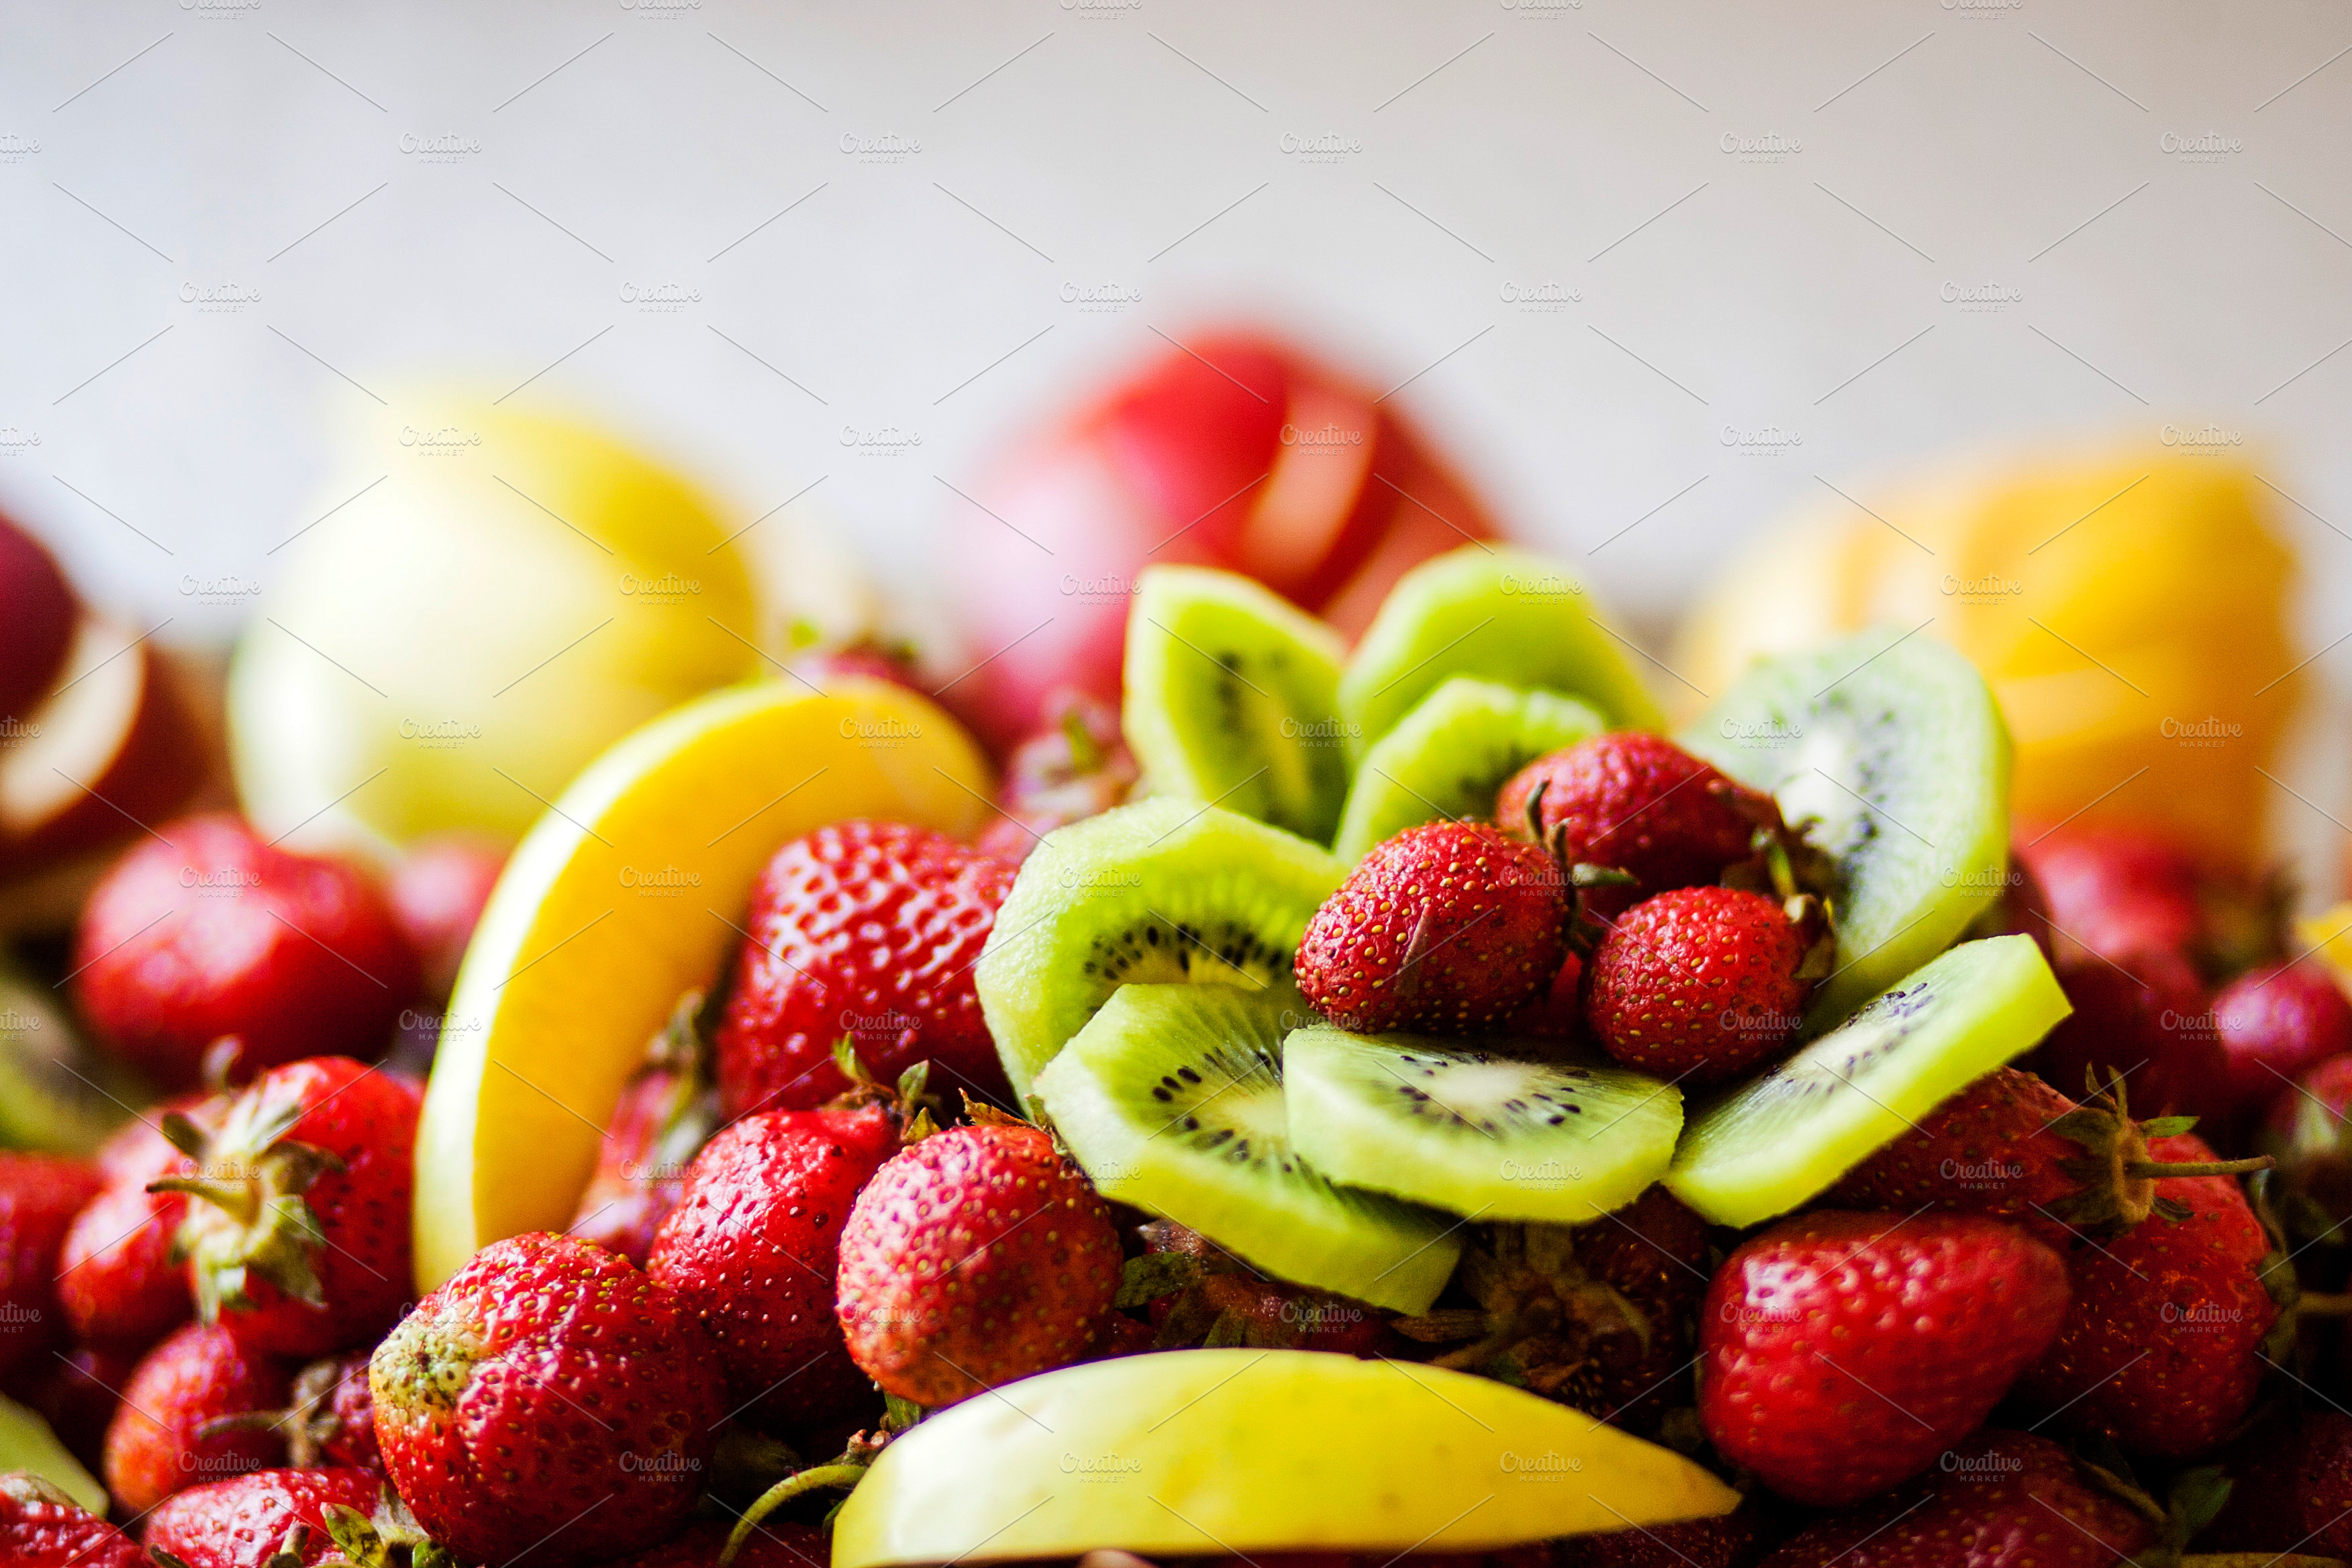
1337, 546, 1665, 762
1123, 567, 1350, 842
976, 799, 1346, 1106
1034, 983, 1461, 1313
1665, 934, 2070, 1227
1283, 1028, 1682, 1223
1330, 677, 1604, 863
1679, 628, 2012, 1032
0, 965, 141, 1154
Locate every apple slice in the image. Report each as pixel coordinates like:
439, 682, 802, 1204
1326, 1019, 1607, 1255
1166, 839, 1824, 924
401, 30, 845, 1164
412, 675, 993, 1290
0, 616, 201, 877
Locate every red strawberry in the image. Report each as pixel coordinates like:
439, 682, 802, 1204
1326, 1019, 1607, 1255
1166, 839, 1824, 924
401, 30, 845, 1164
787, 636, 924, 697
1295, 822, 1569, 1033
716, 820, 1018, 1117
1827, 1067, 2270, 1245
611, 1518, 830, 1568
974, 691, 1140, 863
2028, 936, 2224, 1122
1497, 732, 1776, 916
2014, 1132, 2280, 1457
142, 1465, 390, 1568
102, 1320, 292, 1515
2205, 1410, 2352, 1559
645, 1099, 899, 1432
1756, 1429, 2153, 1568
1502, 949, 1587, 1041
836, 1116, 1122, 1407
1584, 887, 1814, 1087
58, 1105, 217, 1351
8, 1344, 140, 1473
2215, 961, 2352, 1120
0, 1473, 146, 1568
0, 1151, 101, 1379
571, 995, 719, 1268
247, 1352, 383, 1474
2267, 1052, 2352, 1223
1557, 1506, 1770, 1568
370, 1232, 726, 1567
154, 1057, 419, 1357
387, 832, 505, 1001
2016, 823, 2205, 957
70, 815, 421, 1089
1698, 1210, 2070, 1506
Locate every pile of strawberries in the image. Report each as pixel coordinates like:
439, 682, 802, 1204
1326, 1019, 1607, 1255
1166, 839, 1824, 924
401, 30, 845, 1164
10, 712, 2352, 1568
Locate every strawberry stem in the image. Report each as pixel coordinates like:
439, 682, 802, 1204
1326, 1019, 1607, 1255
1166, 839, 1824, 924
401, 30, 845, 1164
2120, 1156, 2273, 1180
723, 1464, 869, 1565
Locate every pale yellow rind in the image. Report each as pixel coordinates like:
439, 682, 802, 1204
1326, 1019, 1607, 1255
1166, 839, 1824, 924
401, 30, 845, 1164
832, 1349, 1739, 1568
413, 677, 990, 1289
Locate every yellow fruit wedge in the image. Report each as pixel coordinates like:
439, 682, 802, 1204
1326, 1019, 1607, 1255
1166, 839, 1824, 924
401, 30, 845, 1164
0, 1393, 107, 1515
412, 677, 991, 1289
832, 1350, 1739, 1568
2298, 906, 2352, 993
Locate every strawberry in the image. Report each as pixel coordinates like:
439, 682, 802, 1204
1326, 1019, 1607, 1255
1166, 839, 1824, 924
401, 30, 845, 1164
1497, 732, 1777, 917
1295, 822, 1569, 1033
1557, 1506, 1771, 1568
0, 1473, 147, 1568
2267, 1052, 2352, 1226
1584, 887, 1816, 1087
2204, 1410, 2352, 1559
974, 692, 1140, 863
2215, 961, 2352, 1121
1393, 1187, 1712, 1436
2014, 1131, 2280, 1457
142, 1465, 405, 1568
232, 1353, 383, 1474
1501, 950, 1587, 1042
370, 1231, 727, 1567
2028, 936, 2226, 1123
716, 820, 1019, 1117
70, 815, 421, 1089
57, 1104, 217, 1351
0, 1151, 101, 1379
1124, 1220, 1395, 1357
836, 1116, 1122, 1407
387, 832, 505, 1001
102, 1320, 292, 1514
1698, 1210, 2070, 1506
572, 994, 720, 1268
154, 1057, 419, 1357
611, 1518, 829, 1568
1755, 1429, 2154, 1568
7, 1344, 140, 1473
1827, 1067, 2270, 1245
645, 1098, 899, 1433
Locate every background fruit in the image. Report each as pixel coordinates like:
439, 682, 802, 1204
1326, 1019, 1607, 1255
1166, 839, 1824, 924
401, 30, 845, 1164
0, 512, 79, 738
387, 834, 506, 1001
1675, 454, 2298, 865
0, 1391, 109, 1515
228, 404, 763, 854
411, 679, 990, 1289
946, 332, 1500, 752
101, 1321, 290, 1514
0, 1153, 103, 1380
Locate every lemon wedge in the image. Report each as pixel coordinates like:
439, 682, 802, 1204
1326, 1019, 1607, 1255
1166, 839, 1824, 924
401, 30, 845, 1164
832, 1349, 1738, 1567
412, 677, 991, 1289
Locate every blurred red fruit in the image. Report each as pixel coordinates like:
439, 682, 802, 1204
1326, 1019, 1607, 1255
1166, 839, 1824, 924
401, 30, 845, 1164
2015, 823, 2204, 957
71, 815, 421, 1087
947, 332, 1500, 751
975, 691, 1140, 863
2214, 961, 2352, 1120
0, 511, 78, 724
58, 1108, 205, 1351
2027, 938, 2222, 1121
0, 1151, 102, 1380
387, 833, 504, 999
102, 1320, 291, 1514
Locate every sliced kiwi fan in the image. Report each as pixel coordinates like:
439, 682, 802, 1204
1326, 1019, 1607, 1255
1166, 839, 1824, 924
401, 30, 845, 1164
1337, 546, 1666, 761
975, 799, 1346, 1106
1665, 934, 2071, 1228
1035, 982, 1462, 1314
1123, 566, 1351, 843
1680, 628, 2012, 1032
1329, 677, 1604, 864
1283, 1028, 1683, 1223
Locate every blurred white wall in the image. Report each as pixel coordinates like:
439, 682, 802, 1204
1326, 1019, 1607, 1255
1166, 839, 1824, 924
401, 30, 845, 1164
4, 0, 2349, 659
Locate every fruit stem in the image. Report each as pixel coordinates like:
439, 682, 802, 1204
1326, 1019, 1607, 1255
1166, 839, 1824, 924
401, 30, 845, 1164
721, 1463, 869, 1566
2120, 1156, 2274, 1179
2296, 1292, 2352, 1318
148, 1174, 261, 1226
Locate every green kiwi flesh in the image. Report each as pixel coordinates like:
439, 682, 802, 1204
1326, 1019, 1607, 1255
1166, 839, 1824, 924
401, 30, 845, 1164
1330, 677, 1605, 863
1123, 566, 1350, 842
1337, 546, 1665, 761
0, 967, 141, 1153
1664, 934, 2069, 1228
976, 799, 1346, 1107
1679, 628, 2012, 1032
1283, 1028, 1683, 1223
1034, 982, 1461, 1313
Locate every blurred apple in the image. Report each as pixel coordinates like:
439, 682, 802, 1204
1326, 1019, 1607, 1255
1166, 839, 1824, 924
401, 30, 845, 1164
0, 615, 203, 878
945, 331, 1501, 751
0, 511, 77, 725
228, 403, 763, 854
390, 832, 508, 999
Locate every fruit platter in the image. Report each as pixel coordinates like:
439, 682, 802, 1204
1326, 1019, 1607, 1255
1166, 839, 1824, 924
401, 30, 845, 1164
3, 336, 2348, 1568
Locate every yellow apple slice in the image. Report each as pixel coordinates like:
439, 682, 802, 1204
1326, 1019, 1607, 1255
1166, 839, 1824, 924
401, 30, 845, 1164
413, 675, 991, 1289
0, 1393, 107, 1515
831, 1349, 1739, 1568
